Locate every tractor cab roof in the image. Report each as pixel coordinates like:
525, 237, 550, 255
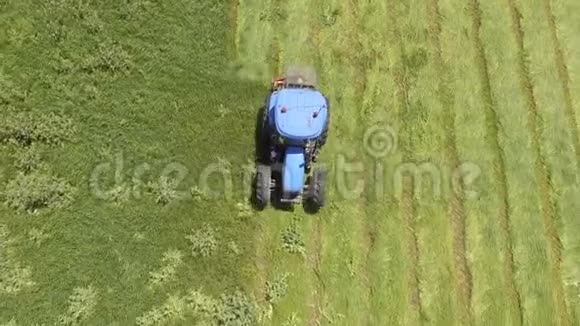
271, 88, 328, 140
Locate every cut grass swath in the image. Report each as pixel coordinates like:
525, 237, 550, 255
505, 0, 571, 324
550, 0, 580, 320
514, 0, 580, 324
420, 0, 476, 323
459, 0, 524, 324
475, 0, 558, 323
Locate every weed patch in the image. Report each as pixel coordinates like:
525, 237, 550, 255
282, 313, 301, 326
136, 293, 189, 326
146, 176, 181, 206
12, 144, 43, 174
82, 40, 133, 75
215, 290, 259, 326
0, 112, 76, 147
147, 249, 183, 290
191, 186, 208, 202
0, 225, 35, 294
186, 224, 218, 258
228, 241, 241, 255
56, 285, 98, 326
236, 200, 253, 219
3, 170, 75, 214
280, 219, 305, 256
265, 272, 290, 305
137, 288, 260, 326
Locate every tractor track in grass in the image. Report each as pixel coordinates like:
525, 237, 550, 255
230, 0, 239, 56
307, 214, 323, 326
465, 1, 523, 324
254, 222, 273, 308
506, 1, 571, 324
542, 0, 580, 171
424, 1, 473, 324
306, 5, 323, 326
385, 1, 423, 322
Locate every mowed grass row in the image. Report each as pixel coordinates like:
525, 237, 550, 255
294, 1, 371, 324
515, 0, 580, 323
442, 0, 533, 324
237, 0, 414, 324
433, 0, 513, 324
236, 0, 372, 324
475, 0, 567, 324
382, 1, 457, 324
551, 0, 580, 319
353, 2, 410, 325
236, 1, 310, 324
550, 0, 580, 169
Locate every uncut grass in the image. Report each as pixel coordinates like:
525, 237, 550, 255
439, 0, 517, 324
546, 0, 580, 319
516, 0, 580, 322
476, 0, 556, 323
235, 0, 276, 85
0, 0, 261, 324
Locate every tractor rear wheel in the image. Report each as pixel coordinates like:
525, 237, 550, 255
304, 168, 326, 213
256, 164, 271, 209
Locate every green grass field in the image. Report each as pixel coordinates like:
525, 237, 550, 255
0, 0, 579, 325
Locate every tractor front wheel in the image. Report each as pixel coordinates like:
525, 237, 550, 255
255, 164, 272, 209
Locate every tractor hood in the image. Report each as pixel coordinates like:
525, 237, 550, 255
273, 89, 328, 140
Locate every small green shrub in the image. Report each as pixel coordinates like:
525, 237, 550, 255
228, 241, 241, 255
282, 313, 301, 326
57, 285, 98, 326
186, 224, 218, 257
148, 249, 183, 289
137, 295, 186, 326
3, 170, 75, 213
214, 290, 259, 326
191, 186, 207, 201
147, 176, 179, 205
265, 273, 290, 304
104, 184, 132, 204
136, 294, 186, 326
185, 289, 219, 320
137, 289, 260, 326
0, 112, 76, 147
12, 144, 43, 173
280, 220, 305, 255
0, 260, 35, 294
236, 200, 252, 219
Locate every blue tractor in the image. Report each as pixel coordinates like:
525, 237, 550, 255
255, 67, 329, 212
